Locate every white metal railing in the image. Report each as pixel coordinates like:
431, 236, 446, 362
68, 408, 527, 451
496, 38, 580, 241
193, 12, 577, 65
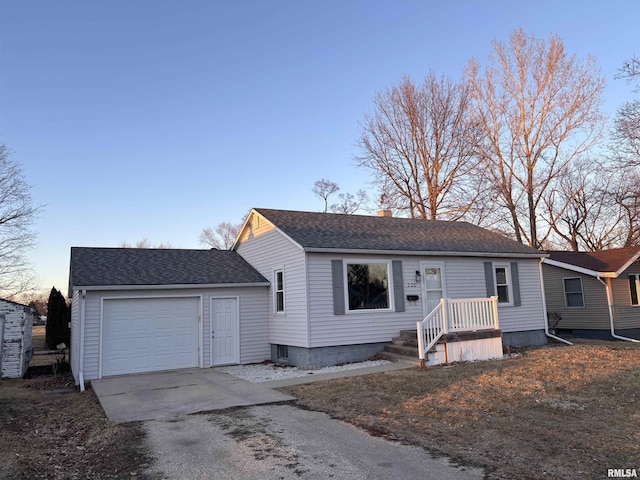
417, 296, 499, 360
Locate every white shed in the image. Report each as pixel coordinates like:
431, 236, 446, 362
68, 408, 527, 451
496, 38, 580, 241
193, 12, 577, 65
0, 299, 36, 378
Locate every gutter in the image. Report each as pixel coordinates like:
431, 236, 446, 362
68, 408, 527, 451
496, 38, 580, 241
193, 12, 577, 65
597, 277, 640, 343
538, 259, 573, 345
79, 290, 86, 392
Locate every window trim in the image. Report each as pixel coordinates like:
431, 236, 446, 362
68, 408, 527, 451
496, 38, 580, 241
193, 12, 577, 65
493, 263, 513, 307
343, 259, 394, 314
273, 267, 285, 315
562, 276, 585, 309
630, 274, 640, 306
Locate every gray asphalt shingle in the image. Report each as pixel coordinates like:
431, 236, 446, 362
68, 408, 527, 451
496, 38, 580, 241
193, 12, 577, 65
69, 247, 268, 290
255, 208, 541, 256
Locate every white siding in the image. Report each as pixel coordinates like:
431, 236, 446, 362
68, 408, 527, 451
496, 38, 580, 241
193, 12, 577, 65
70, 290, 81, 384
235, 211, 309, 347
307, 253, 545, 347
76, 286, 269, 381
0, 300, 36, 378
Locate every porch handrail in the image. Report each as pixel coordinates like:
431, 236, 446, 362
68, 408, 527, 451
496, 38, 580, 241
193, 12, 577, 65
416, 296, 499, 361
416, 299, 446, 360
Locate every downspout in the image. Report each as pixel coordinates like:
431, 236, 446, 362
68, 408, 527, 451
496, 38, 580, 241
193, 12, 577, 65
79, 290, 86, 392
538, 259, 573, 345
597, 276, 640, 343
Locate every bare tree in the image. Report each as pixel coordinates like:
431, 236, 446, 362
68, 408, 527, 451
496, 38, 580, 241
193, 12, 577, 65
330, 190, 369, 215
358, 72, 481, 220
466, 28, 606, 248
612, 55, 640, 166
199, 222, 241, 250
0, 145, 40, 297
118, 238, 173, 248
313, 179, 339, 213
616, 55, 640, 89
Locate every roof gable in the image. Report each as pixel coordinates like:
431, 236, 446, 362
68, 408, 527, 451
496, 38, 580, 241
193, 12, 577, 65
251, 208, 542, 256
69, 248, 268, 293
545, 246, 640, 277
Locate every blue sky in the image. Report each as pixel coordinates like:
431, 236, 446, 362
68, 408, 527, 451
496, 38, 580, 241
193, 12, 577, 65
1, 0, 638, 294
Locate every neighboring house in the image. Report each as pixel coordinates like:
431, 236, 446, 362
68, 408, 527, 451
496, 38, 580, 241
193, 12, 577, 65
542, 247, 640, 340
233, 208, 548, 367
68, 248, 269, 387
68, 208, 550, 386
0, 298, 36, 378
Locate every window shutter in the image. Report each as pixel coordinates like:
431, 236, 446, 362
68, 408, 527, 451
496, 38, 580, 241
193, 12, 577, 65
511, 262, 521, 307
629, 276, 639, 305
484, 262, 495, 297
331, 260, 345, 315
392, 260, 405, 313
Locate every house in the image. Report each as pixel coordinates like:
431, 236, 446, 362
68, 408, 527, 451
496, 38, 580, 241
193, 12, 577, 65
68, 208, 550, 386
68, 248, 269, 388
0, 298, 36, 378
542, 246, 640, 340
233, 208, 548, 366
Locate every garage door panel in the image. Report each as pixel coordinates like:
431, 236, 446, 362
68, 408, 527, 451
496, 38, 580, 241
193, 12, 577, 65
102, 297, 199, 377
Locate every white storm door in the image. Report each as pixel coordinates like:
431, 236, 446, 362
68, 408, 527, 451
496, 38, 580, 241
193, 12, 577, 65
211, 298, 239, 366
420, 262, 447, 317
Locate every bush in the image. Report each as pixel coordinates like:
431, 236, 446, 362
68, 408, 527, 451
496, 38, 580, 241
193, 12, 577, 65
45, 287, 70, 350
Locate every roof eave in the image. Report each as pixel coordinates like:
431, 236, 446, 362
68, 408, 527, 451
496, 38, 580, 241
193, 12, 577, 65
71, 282, 270, 292
542, 258, 609, 277
613, 250, 640, 277
302, 247, 546, 258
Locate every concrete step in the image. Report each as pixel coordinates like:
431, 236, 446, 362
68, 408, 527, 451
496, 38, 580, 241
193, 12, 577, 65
392, 338, 419, 348
378, 351, 423, 367
384, 344, 419, 357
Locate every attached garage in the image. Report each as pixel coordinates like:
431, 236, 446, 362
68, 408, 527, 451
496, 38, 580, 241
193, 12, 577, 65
69, 248, 270, 387
101, 297, 200, 377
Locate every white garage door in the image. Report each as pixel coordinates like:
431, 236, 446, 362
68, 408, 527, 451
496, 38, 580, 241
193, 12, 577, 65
102, 297, 200, 377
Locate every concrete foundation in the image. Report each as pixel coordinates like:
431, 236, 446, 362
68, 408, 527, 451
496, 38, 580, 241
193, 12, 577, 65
270, 342, 389, 369
557, 328, 640, 341
502, 329, 547, 347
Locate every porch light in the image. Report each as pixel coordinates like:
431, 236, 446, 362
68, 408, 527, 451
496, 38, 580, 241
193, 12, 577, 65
415, 270, 421, 282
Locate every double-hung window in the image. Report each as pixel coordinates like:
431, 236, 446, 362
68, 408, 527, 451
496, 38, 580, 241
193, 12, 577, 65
345, 261, 391, 311
274, 269, 285, 313
629, 274, 640, 306
563, 277, 585, 308
494, 264, 512, 305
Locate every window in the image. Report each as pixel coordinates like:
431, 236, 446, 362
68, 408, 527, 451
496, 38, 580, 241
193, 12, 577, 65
274, 269, 285, 313
563, 277, 585, 308
630, 274, 640, 306
346, 262, 390, 311
494, 264, 512, 305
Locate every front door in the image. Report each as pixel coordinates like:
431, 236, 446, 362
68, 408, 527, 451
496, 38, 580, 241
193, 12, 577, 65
211, 298, 239, 366
420, 262, 447, 317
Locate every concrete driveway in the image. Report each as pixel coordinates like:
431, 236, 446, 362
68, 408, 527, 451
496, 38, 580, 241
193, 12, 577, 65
144, 404, 484, 480
91, 368, 294, 423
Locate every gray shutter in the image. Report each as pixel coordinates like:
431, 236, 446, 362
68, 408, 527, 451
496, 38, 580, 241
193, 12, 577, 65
392, 260, 405, 313
484, 262, 495, 297
331, 260, 345, 315
510, 261, 521, 307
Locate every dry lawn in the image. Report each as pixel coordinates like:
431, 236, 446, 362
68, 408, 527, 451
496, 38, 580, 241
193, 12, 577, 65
281, 345, 640, 480
0, 373, 154, 480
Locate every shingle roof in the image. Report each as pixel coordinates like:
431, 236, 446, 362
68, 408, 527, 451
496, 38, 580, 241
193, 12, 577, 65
69, 248, 268, 292
254, 208, 542, 256
546, 246, 640, 274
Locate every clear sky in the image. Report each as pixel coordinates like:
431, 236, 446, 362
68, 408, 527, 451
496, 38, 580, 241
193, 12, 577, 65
1, 0, 638, 295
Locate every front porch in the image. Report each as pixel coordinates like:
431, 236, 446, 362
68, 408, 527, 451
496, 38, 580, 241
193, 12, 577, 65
383, 297, 504, 366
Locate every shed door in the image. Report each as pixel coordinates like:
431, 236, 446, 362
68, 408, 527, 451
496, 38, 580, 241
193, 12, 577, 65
102, 297, 200, 377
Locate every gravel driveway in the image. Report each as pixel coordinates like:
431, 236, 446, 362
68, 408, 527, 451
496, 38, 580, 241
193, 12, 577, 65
144, 404, 483, 480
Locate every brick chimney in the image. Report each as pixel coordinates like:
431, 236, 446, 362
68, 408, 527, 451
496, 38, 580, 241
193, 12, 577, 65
377, 209, 392, 217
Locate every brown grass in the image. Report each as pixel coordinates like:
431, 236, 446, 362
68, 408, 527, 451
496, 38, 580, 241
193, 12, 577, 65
280, 345, 640, 480
0, 373, 154, 480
